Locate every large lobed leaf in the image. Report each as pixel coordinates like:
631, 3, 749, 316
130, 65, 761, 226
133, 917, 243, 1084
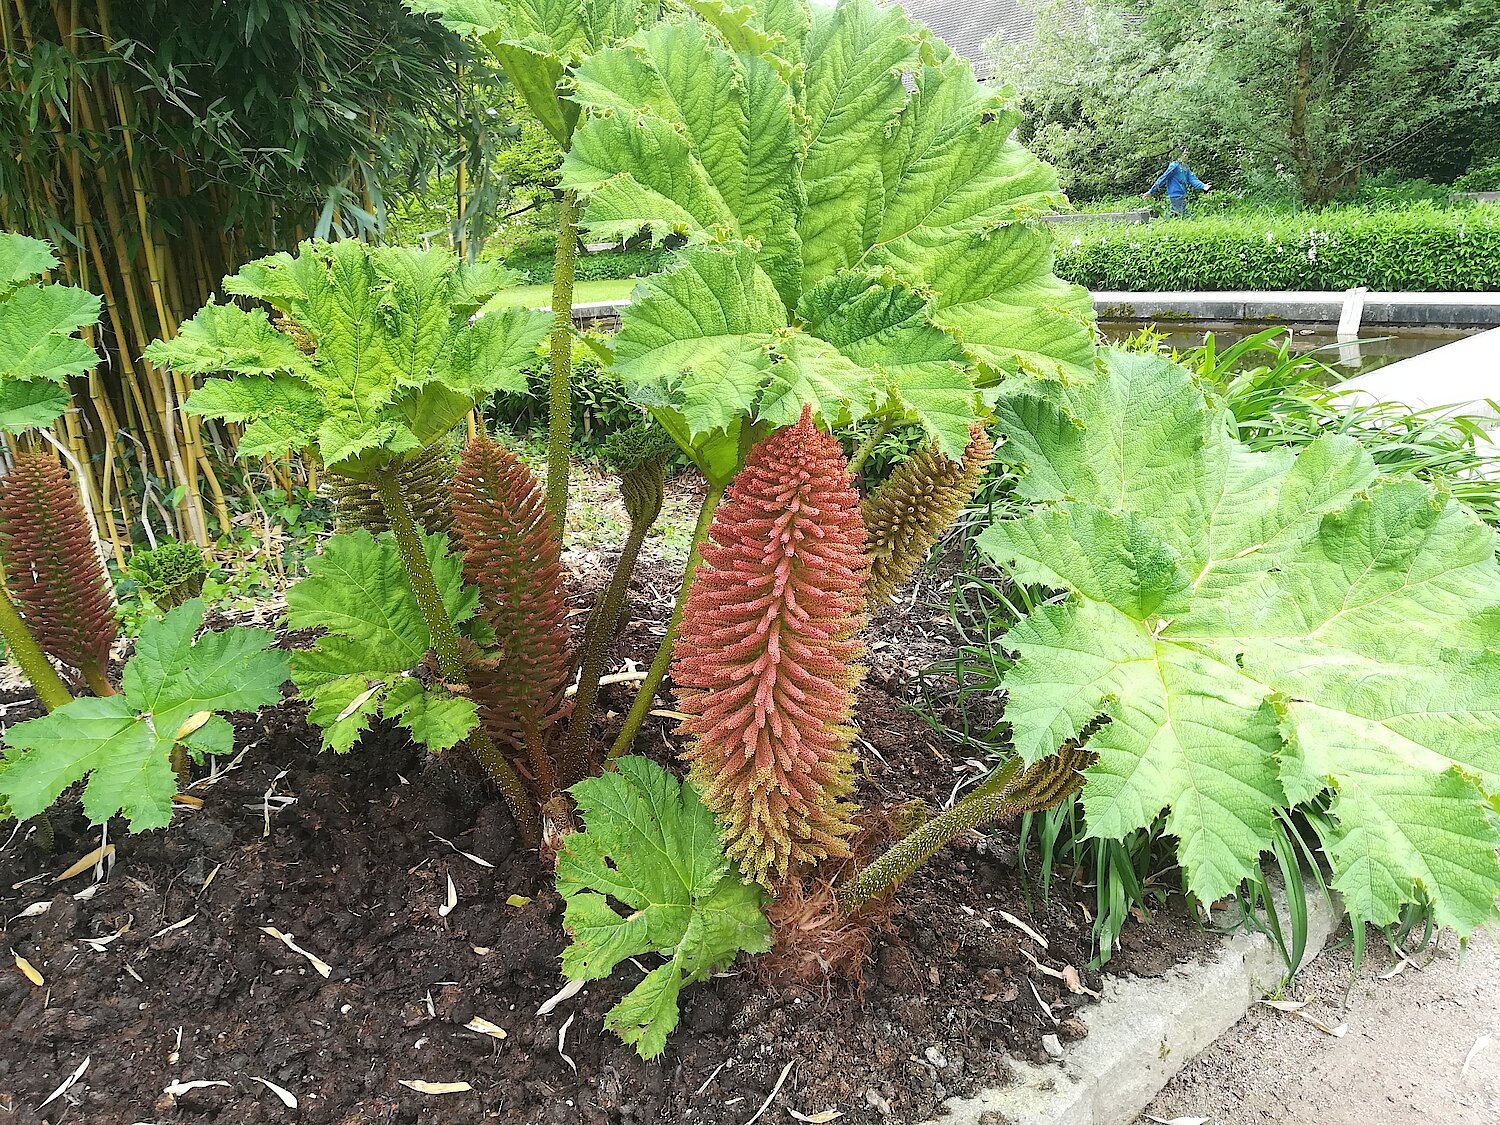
560, 0, 1094, 477
980, 349, 1500, 934
409, 0, 653, 144
148, 242, 548, 476
556, 757, 771, 1059
0, 601, 288, 831
0, 232, 102, 432
286, 530, 481, 755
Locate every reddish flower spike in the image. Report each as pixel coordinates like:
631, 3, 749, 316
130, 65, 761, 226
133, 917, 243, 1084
449, 436, 573, 763
674, 406, 869, 887
0, 450, 116, 687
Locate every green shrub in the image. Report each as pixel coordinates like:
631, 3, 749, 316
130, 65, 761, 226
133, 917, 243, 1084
504, 245, 669, 285
1055, 206, 1500, 291
1455, 159, 1500, 194
487, 339, 648, 448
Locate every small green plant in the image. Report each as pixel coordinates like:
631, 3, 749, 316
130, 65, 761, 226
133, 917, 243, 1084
149, 241, 553, 837
0, 600, 288, 830
980, 348, 1500, 936
127, 541, 209, 612
556, 756, 772, 1059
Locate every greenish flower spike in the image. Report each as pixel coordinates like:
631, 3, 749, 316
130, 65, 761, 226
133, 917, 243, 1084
557, 757, 772, 1059
0, 231, 102, 432
560, 0, 1095, 481
146, 241, 549, 480
0, 600, 288, 832
980, 349, 1500, 937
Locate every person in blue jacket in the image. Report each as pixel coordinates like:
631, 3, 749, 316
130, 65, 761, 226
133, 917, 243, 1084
1142, 149, 1211, 217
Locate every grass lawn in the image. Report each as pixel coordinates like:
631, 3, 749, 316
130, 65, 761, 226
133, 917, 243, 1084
484, 277, 636, 310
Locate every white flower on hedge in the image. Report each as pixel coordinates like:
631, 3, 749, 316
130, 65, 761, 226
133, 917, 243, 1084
1071, 237, 1082, 247
1308, 246, 1317, 261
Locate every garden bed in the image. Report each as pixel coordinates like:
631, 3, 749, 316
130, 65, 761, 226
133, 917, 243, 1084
0, 565, 1135, 1125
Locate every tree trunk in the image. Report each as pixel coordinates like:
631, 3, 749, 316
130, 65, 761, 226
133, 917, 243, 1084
1289, 18, 1323, 204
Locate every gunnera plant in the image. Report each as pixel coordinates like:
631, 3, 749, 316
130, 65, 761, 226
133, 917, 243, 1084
127, 540, 209, 611
673, 408, 869, 888
0, 450, 117, 697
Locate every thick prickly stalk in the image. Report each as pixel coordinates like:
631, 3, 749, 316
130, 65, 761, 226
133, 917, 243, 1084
0, 584, 72, 711
862, 425, 994, 609
563, 424, 673, 779
0, 451, 117, 696
544, 189, 581, 532
836, 745, 1093, 912
674, 407, 869, 888
449, 435, 574, 795
327, 443, 456, 535
605, 477, 725, 764
376, 469, 539, 844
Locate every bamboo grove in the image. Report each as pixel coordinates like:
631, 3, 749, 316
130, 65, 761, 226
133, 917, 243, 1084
0, 0, 487, 558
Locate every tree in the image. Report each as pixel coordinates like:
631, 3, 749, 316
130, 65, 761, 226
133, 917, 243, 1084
995, 0, 1500, 204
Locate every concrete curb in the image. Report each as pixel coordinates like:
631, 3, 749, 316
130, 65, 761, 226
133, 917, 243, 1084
929, 888, 1342, 1125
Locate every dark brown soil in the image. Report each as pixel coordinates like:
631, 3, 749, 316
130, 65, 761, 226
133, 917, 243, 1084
1, 566, 1116, 1125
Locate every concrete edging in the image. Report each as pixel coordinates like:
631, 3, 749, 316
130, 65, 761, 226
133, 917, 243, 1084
930, 888, 1342, 1125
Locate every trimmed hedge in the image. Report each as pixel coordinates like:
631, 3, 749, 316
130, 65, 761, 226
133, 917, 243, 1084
505, 245, 669, 285
1054, 206, 1500, 292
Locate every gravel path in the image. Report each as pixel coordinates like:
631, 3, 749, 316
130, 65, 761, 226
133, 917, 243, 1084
1136, 928, 1500, 1125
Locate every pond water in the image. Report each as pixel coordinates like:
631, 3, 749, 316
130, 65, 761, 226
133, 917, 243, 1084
1097, 321, 1478, 381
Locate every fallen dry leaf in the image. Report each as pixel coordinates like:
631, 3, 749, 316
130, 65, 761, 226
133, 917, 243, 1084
439, 874, 458, 918
505, 894, 531, 908
38, 1056, 89, 1110
260, 927, 333, 978
252, 1076, 298, 1108
789, 1110, 843, 1123
14, 951, 43, 987
53, 844, 115, 883
398, 1080, 473, 1095
465, 1016, 508, 1040
164, 1080, 231, 1096
173, 710, 213, 741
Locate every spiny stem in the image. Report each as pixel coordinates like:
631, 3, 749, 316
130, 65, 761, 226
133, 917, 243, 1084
377, 471, 540, 845
544, 190, 581, 535
836, 751, 1086, 913
837, 789, 1022, 912
562, 477, 662, 782
847, 417, 895, 477
0, 584, 72, 712
606, 480, 726, 764
82, 661, 116, 698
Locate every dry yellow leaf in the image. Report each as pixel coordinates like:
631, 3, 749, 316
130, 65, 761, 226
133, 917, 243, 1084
505, 894, 531, 908
464, 1016, 508, 1040
173, 710, 213, 741
53, 843, 115, 882
399, 1080, 473, 1095
14, 951, 43, 986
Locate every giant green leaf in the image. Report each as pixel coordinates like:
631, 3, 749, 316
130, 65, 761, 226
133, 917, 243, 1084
0, 232, 102, 431
286, 530, 480, 754
557, 757, 771, 1059
0, 601, 288, 831
560, 0, 1094, 475
409, 0, 653, 144
148, 242, 548, 477
980, 350, 1500, 934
